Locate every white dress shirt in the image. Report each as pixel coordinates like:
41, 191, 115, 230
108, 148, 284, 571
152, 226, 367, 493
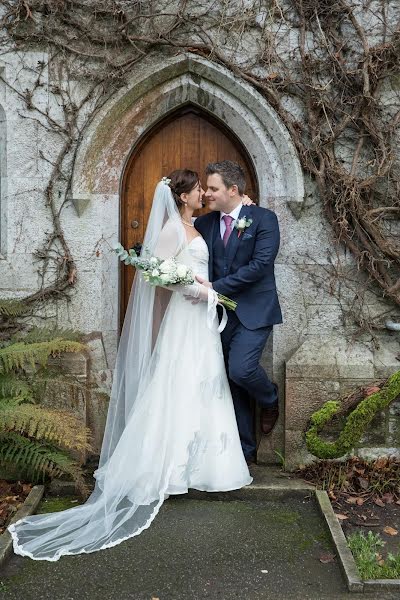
220, 202, 243, 239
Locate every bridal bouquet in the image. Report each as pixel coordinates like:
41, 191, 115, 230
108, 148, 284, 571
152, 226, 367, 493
113, 243, 237, 311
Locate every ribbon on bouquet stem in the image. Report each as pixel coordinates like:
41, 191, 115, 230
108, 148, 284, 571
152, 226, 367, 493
207, 289, 228, 333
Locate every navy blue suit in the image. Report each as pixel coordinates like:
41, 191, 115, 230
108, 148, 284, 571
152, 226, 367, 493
194, 204, 282, 459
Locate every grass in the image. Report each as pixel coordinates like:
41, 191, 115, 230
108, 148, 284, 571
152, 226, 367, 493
348, 530, 400, 579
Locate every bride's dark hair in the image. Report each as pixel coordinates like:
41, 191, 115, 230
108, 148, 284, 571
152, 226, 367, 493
168, 169, 200, 208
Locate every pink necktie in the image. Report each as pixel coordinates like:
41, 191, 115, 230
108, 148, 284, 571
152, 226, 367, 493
222, 215, 234, 247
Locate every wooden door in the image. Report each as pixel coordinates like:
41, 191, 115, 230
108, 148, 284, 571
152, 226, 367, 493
121, 106, 258, 323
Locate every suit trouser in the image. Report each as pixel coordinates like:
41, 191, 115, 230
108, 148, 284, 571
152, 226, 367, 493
220, 311, 278, 459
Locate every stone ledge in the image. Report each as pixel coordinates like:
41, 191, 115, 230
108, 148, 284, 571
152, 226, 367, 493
0, 485, 45, 567
315, 490, 364, 593
363, 579, 400, 591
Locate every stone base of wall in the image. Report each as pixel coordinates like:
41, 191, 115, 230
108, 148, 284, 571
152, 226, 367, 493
284, 334, 400, 470
41, 331, 399, 472
43, 332, 112, 462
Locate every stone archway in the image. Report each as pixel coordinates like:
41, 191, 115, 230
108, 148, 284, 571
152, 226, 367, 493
71, 53, 305, 461
72, 54, 303, 205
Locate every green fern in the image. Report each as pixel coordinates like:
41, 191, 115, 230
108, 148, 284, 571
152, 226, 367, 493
0, 298, 29, 317
0, 339, 86, 373
0, 374, 34, 403
13, 327, 83, 344
0, 329, 91, 495
0, 432, 88, 496
0, 402, 92, 452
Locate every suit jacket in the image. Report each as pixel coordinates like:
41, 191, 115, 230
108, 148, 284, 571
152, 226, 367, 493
194, 204, 283, 330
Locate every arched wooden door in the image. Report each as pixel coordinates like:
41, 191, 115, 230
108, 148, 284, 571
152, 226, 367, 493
120, 106, 258, 322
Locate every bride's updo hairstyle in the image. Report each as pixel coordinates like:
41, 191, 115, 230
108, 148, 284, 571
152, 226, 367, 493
168, 169, 200, 208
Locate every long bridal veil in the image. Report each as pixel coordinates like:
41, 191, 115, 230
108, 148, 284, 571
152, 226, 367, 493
8, 179, 187, 561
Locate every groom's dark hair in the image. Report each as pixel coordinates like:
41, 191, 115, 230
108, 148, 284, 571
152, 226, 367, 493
205, 160, 246, 195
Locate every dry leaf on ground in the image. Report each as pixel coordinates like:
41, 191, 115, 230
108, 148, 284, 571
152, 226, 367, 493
319, 552, 336, 564
383, 526, 398, 536
335, 513, 349, 520
382, 493, 394, 504
346, 496, 365, 506
373, 497, 385, 507
358, 477, 369, 490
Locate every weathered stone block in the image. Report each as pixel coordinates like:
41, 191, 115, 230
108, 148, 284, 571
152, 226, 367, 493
40, 375, 88, 464
284, 430, 315, 470
388, 402, 400, 446
48, 351, 88, 378
358, 411, 387, 447
285, 335, 374, 380
84, 333, 108, 371
373, 338, 400, 378
87, 386, 110, 454
285, 378, 340, 431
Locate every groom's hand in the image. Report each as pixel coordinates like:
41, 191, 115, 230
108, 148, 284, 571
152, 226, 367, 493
195, 276, 212, 289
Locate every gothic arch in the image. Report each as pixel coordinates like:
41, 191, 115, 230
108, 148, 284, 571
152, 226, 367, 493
71, 53, 304, 212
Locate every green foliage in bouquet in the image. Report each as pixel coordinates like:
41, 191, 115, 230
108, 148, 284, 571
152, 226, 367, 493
305, 370, 400, 459
0, 328, 93, 496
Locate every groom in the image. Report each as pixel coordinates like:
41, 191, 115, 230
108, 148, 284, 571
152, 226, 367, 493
192, 160, 282, 465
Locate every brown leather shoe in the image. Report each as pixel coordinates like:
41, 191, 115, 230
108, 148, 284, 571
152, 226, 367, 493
260, 404, 279, 435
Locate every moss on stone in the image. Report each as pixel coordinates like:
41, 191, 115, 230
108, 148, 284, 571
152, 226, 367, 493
306, 370, 400, 459
37, 496, 83, 514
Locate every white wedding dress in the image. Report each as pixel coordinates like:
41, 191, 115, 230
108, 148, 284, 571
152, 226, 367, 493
95, 236, 252, 497
9, 234, 252, 561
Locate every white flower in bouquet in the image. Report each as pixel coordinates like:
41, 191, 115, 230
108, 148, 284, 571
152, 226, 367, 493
160, 274, 170, 284
149, 257, 158, 266
159, 259, 176, 274
152, 269, 160, 277
176, 264, 188, 278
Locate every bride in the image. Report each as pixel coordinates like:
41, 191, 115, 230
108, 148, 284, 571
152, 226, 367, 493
8, 170, 252, 561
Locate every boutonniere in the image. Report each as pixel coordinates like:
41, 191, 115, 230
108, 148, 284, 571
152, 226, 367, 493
234, 216, 253, 238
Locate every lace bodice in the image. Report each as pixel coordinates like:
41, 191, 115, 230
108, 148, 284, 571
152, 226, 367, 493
178, 236, 209, 280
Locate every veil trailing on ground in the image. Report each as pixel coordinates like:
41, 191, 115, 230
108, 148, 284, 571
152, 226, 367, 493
8, 179, 189, 561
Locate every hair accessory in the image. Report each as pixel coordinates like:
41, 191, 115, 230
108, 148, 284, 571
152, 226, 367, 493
161, 176, 171, 185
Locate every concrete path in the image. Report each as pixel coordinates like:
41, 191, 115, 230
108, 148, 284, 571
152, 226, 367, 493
0, 469, 397, 599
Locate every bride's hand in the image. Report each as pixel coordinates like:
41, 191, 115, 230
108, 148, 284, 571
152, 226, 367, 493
242, 195, 256, 206
183, 282, 210, 304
